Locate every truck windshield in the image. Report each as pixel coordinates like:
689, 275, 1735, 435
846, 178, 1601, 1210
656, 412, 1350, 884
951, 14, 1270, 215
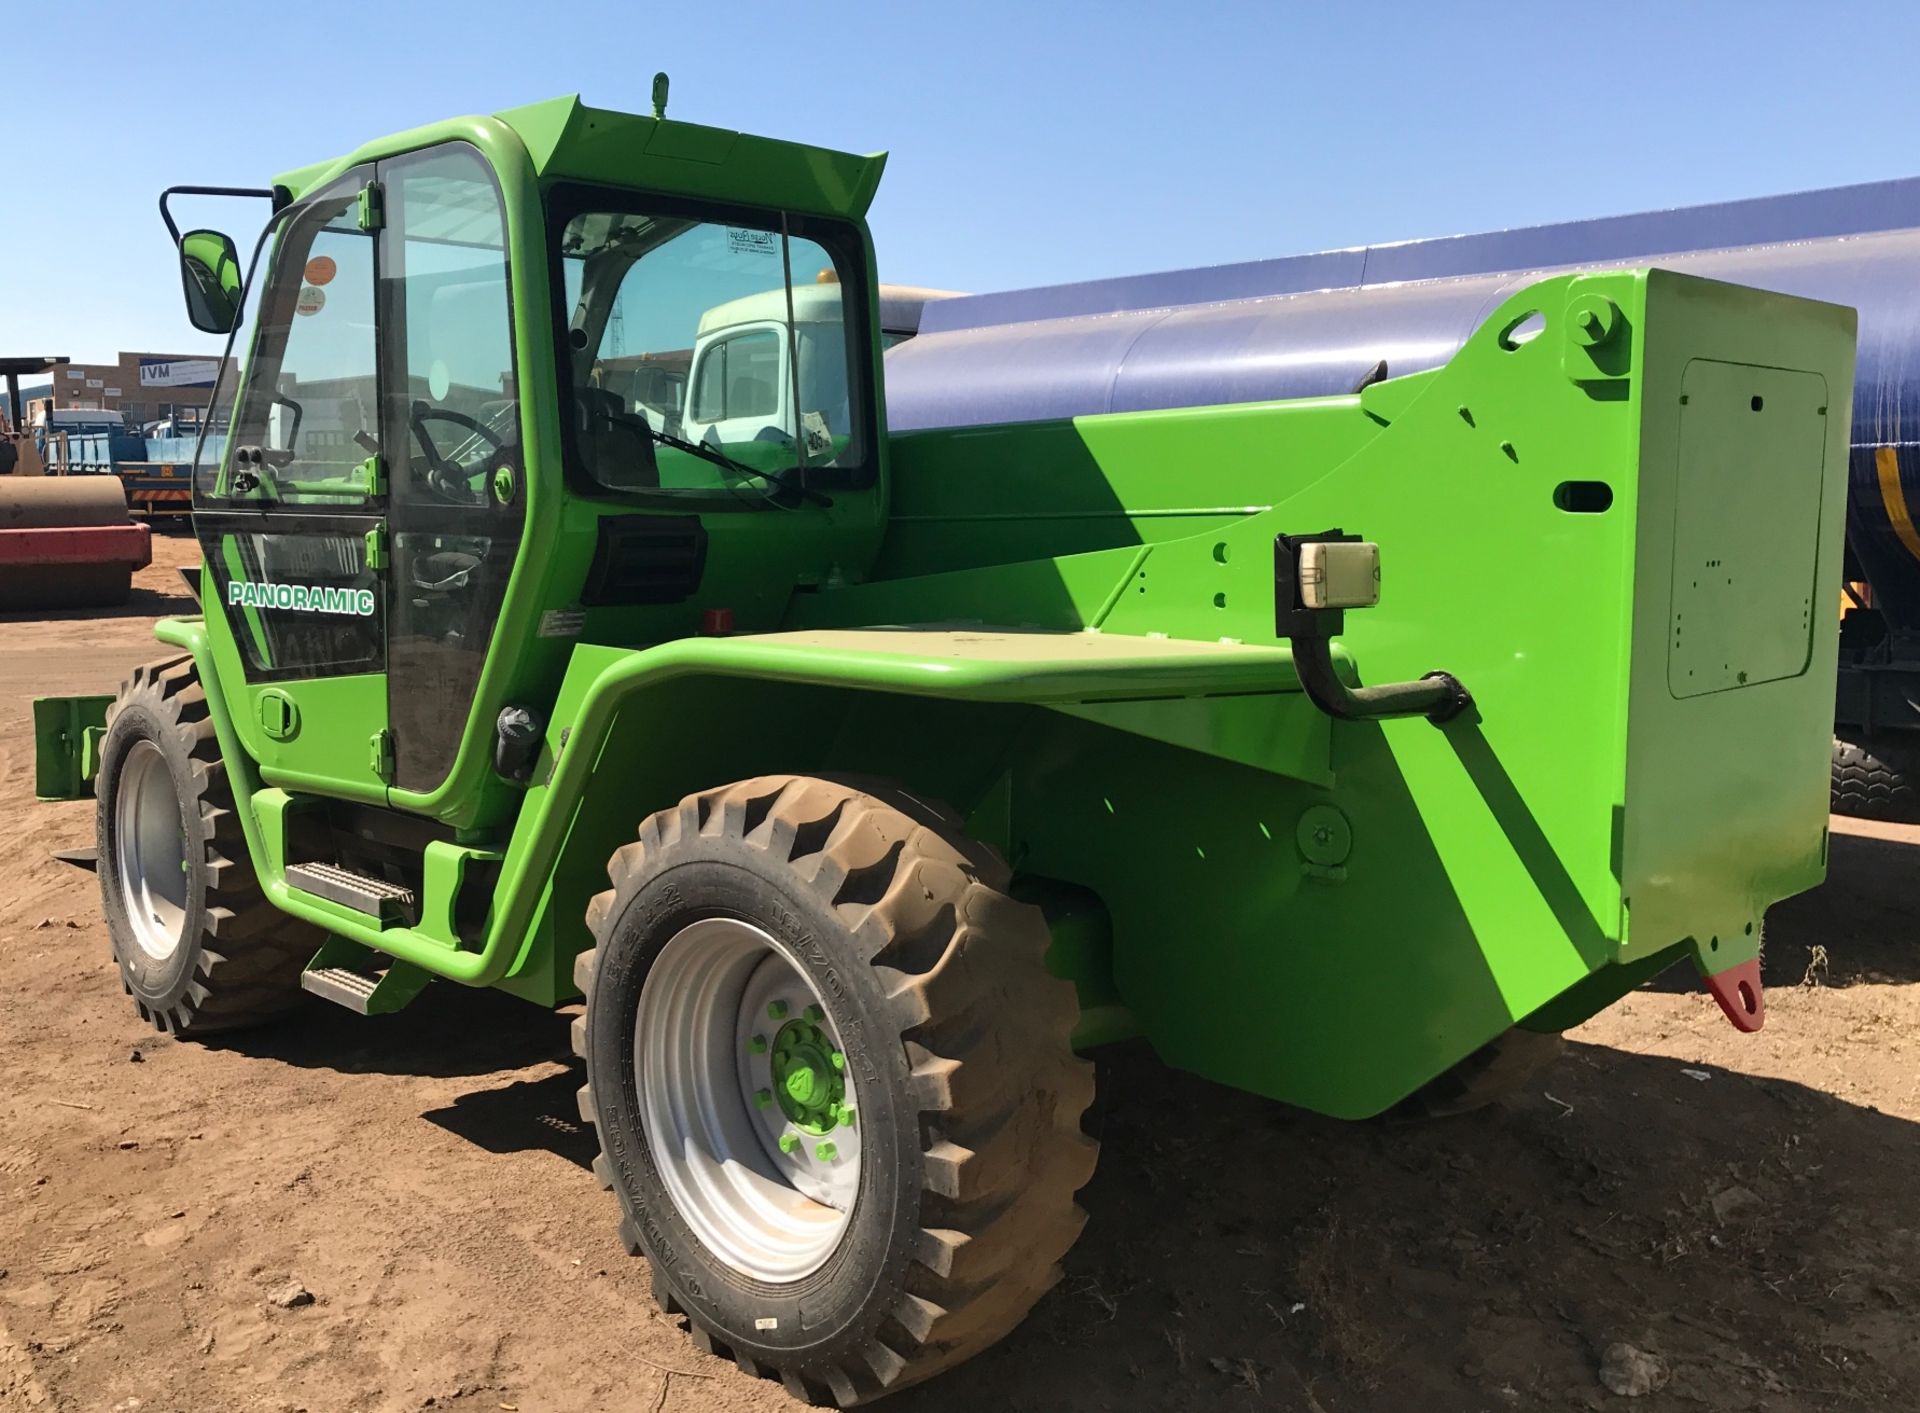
555, 203, 870, 503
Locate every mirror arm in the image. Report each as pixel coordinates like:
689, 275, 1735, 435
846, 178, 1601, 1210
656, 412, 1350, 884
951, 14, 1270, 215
160, 185, 276, 246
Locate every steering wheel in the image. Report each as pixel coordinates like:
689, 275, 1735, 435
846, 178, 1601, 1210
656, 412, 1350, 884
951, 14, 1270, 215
409, 401, 510, 504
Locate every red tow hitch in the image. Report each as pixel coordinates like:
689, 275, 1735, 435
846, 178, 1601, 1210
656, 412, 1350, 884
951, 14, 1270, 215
1702, 957, 1764, 1033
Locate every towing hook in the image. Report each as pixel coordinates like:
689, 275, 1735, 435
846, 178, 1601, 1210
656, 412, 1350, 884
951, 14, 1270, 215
1702, 956, 1765, 1033
1274, 531, 1475, 727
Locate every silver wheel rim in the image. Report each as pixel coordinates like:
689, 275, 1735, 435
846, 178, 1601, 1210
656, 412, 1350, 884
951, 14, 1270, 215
636, 917, 863, 1283
112, 739, 189, 961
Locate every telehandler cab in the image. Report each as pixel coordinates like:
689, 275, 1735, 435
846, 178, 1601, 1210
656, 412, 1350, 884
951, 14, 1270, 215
34, 82, 1855, 1404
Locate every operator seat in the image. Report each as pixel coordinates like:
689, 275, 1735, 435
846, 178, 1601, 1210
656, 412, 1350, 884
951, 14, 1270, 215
575, 387, 660, 490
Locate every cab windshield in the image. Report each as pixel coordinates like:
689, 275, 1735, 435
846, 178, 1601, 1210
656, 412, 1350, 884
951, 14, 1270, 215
556, 201, 871, 503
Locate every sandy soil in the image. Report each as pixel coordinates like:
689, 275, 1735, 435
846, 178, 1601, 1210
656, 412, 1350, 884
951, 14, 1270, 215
2, 532, 1917, 1412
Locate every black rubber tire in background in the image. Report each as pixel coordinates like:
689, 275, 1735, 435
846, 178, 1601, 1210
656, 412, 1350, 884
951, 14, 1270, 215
95, 654, 321, 1034
1387, 1027, 1566, 1121
1831, 731, 1920, 823
573, 774, 1098, 1406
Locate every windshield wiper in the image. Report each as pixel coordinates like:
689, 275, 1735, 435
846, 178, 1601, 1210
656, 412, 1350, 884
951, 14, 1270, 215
650, 426, 832, 507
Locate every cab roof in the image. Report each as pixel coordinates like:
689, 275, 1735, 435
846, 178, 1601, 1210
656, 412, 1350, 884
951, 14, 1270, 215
273, 95, 887, 223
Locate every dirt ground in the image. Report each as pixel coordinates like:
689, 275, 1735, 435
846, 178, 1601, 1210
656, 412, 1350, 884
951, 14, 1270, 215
2, 533, 1918, 1412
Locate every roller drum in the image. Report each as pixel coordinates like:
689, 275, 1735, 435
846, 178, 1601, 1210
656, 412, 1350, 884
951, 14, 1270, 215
0, 475, 132, 529
0, 477, 144, 610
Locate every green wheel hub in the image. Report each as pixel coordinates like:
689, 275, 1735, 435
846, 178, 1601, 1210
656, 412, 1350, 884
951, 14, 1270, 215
766, 1015, 852, 1134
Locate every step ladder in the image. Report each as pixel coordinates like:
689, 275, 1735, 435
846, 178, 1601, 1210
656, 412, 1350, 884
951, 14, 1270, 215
298, 935, 432, 1017
286, 861, 418, 927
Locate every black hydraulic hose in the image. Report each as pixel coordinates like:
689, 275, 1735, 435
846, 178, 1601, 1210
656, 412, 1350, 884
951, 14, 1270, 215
1288, 635, 1473, 725
1274, 530, 1474, 727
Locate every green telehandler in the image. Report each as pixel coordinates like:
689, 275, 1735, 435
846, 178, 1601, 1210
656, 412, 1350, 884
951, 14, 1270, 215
33, 82, 1855, 1404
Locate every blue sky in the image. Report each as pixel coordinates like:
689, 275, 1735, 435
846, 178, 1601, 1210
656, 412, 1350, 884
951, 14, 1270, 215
10, 1, 1920, 363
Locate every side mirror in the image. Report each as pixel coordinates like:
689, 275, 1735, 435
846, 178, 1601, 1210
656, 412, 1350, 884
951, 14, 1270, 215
179, 228, 242, 334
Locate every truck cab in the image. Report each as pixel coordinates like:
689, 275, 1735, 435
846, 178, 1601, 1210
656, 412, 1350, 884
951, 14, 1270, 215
679, 281, 850, 451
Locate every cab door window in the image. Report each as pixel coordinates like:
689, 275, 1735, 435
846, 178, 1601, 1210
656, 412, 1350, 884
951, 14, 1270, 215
383, 143, 524, 794
213, 182, 380, 507
198, 169, 384, 678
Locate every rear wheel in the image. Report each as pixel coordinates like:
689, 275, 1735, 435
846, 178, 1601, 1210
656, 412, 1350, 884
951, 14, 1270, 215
95, 655, 320, 1034
574, 774, 1097, 1405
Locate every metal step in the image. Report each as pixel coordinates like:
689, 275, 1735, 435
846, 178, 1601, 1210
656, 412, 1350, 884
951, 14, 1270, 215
300, 940, 434, 1017
285, 861, 417, 927
301, 966, 383, 1013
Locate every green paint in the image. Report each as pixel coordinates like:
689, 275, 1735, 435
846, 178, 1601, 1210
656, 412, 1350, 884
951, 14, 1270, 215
769, 1017, 848, 1135
80, 97, 1851, 1125
30, 695, 113, 800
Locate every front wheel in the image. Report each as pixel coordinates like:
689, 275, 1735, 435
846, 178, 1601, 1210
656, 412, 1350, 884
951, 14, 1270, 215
95, 655, 320, 1034
573, 775, 1097, 1405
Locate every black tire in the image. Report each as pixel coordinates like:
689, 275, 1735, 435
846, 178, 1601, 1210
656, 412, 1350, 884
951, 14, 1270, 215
573, 774, 1097, 1406
1831, 731, 1920, 823
1387, 1027, 1565, 1121
95, 654, 320, 1034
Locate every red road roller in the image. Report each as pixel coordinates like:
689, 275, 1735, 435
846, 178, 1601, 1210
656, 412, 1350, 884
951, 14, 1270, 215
0, 476, 152, 609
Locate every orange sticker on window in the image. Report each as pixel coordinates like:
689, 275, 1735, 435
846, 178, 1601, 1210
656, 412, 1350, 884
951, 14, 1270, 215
295, 286, 326, 317
303, 255, 337, 287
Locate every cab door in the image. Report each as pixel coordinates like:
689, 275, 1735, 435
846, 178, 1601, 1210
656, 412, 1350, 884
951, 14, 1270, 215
196, 166, 392, 801
379, 144, 525, 800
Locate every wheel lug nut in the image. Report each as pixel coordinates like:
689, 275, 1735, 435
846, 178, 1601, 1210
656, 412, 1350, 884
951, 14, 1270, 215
753, 1088, 773, 1110
778, 1132, 799, 1154
747, 1033, 767, 1054
804, 1004, 824, 1023
830, 1051, 845, 1071
816, 1141, 838, 1162
767, 1000, 789, 1020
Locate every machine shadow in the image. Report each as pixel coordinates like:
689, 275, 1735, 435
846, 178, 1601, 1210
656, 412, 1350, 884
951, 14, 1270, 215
207, 983, 574, 1080
0, 577, 197, 626
420, 1069, 598, 1170
885, 1038, 1920, 1413
1444, 720, 1612, 968
262, 960, 1920, 1409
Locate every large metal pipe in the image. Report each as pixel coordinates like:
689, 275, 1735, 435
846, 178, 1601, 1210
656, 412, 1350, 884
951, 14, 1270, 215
885, 177, 1920, 627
